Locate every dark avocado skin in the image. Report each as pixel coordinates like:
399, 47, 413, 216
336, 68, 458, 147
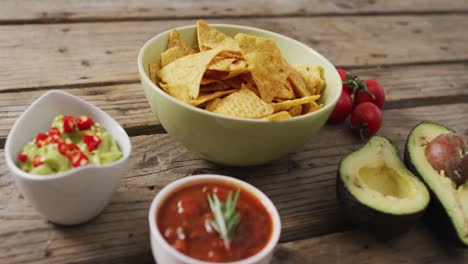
336, 138, 424, 240
404, 122, 467, 247
336, 170, 423, 239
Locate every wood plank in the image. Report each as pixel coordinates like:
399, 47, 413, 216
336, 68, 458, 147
1, 0, 467, 22
272, 226, 468, 264
1, 62, 467, 141
1, 15, 468, 90
0, 83, 158, 141
1, 103, 467, 263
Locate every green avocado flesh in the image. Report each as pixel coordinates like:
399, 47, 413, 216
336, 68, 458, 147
339, 136, 430, 215
18, 115, 123, 175
405, 122, 468, 246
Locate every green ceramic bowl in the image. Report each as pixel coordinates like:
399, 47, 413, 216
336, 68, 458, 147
138, 24, 342, 166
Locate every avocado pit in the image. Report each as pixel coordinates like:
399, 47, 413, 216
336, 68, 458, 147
425, 133, 467, 187
405, 122, 468, 246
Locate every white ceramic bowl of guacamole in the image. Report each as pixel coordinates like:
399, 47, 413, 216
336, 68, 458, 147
4, 90, 132, 225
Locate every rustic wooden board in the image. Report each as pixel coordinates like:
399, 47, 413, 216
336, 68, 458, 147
1, 0, 467, 23
1, 103, 467, 263
273, 226, 468, 264
1, 15, 468, 90
0, 83, 159, 142
1, 62, 467, 142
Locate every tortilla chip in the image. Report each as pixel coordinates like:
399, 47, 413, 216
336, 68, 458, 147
148, 63, 160, 84
271, 95, 320, 112
200, 78, 223, 85
223, 76, 243, 89
263, 111, 292, 121
275, 80, 295, 100
200, 82, 230, 92
161, 46, 192, 67
303, 101, 323, 114
209, 57, 247, 73
190, 89, 237, 106
207, 86, 274, 118
206, 98, 223, 112
288, 65, 311, 98
288, 105, 302, 116
293, 64, 326, 95
161, 30, 196, 67
196, 20, 239, 51
235, 33, 289, 102
158, 49, 221, 102
168, 29, 194, 54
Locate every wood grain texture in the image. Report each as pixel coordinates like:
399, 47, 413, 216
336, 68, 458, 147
1, 62, 467, 141
1, 15, 468, 90
272, 226, 468, 264
0, 83, 158, 142
1, 103, 467, 263
1, 0, 467, 22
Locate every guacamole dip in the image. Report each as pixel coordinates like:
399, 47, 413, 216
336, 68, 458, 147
17, 115, 123, 175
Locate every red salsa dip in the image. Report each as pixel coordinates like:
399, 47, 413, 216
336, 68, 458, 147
157, 181, 273, 262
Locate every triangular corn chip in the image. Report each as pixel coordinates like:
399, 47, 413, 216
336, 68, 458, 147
235, 33, 289, 102
189, 89, 237, 106
197, 20, 240, 51
161, 30, 195, 67
168, 29, 194, 54
271, 95, 320, 112
288, 65, 310, 98
207, 86, 274, 118
263, 111, 292, 121
304, 101, 323, 114
288, 105, 302, 116
275, 80, 295, 100
293, 64, 326, 95
148, 63, 160, 84
206, 98, 223, 112
161, 46, 192, 67
199, 82, 230, 93
158, 49, 221, 102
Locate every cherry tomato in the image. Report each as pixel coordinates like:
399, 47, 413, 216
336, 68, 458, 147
350, 102, 382, 139
34, 133, 49, 148
76, 116, 95, 131
337, 68, 368, 95
48, 127, 61, 137
57, 141, 79, 158
17, 153, 28, 163
355, 79, 385, 108
328, 91, 353, 123
337, 68, 353, 94
70, 152, 89, 167
31, 155, 45, 167
83, 133, 102, 152
63, 115, 76, 132
337, 68, 347, 81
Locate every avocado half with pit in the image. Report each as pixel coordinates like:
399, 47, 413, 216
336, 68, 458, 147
337, 136, 430, 238
405, 122, 468, 246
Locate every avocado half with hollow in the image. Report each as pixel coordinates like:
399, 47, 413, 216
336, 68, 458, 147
337, 136, 430, 238
405, 122, 468, 246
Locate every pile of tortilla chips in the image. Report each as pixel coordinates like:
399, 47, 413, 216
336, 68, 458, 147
148, 20, 326, 121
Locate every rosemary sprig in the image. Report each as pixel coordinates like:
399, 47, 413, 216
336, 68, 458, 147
207, 189, 241, 250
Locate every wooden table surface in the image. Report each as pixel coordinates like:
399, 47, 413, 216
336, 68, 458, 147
1, 1, 468, 263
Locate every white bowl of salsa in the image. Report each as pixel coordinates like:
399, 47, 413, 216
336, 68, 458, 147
4, 90, 132, 225
148, 174, 281, 264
